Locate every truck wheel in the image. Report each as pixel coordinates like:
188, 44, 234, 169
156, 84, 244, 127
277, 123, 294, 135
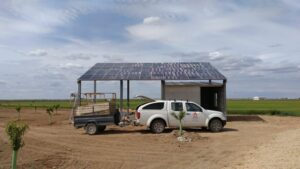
97, 125, 106, 132
86, 123, 97, 135
150, 119, 165, 133
209, 118, 223, 132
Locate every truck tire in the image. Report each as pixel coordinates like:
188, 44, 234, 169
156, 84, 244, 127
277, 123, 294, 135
209, 118, 223, 132
150, 119, 165, 133
85, 123, 97, 135
97, 125, 106, 132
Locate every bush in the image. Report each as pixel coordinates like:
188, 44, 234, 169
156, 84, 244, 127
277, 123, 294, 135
46, 107, 54, 124
15, 105, 21, 120
5, 121, 29, 169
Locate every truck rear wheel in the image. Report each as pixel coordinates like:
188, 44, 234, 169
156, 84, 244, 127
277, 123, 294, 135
150, 119, 165, 133
86, 123, 97, 135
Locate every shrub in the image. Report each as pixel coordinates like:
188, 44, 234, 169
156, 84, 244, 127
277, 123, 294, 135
5, 121, 29, 169
15, 105, 21, 120
53, 104, 60, 114
46, 107, 54, 124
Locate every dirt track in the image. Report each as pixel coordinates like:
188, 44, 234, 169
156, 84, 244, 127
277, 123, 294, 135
1, 108, 300, 169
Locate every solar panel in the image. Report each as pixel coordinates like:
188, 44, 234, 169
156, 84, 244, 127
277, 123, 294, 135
78, 62, 226, 81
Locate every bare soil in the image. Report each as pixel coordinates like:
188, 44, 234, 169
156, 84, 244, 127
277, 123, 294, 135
0, 108, 300, 169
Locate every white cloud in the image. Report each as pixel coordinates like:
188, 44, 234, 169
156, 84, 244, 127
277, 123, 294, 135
59, 63, 84, 70
127, 23, 173, 41
127, 16, 166, 40
102, 54, 126, 63
28, 49, 48, 57
209, 51, 224, 60
0, 1, 91, 39
66, 53, 96, 60
143, 16, 161, 24
0, 16, 52, 38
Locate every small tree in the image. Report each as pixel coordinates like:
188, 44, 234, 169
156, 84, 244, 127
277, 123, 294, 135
33, 101, 37, 113
171, 111, 186, 136
5, 121, 29, 169
15, 105, 21, 120
46, 107, 54, 124
53, 104, 60, 114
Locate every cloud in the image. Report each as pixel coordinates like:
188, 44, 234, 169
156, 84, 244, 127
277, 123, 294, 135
28, 49, 48, 57
50, 82, 62, 88
259, 65, 300, 73
268, 43, 282, 48
0, 1, 95, 39
208, 51, 226, 60
34, 72, 66, 80
171, 51, 262, 72
59, 63, 84, 70
127, 20, 173, 41
102, 55, 126, 62
66, 53, 98, 60
222, 58, 262, 71
0, 80, 6, 85
0, 16, 52, 37
143, 16, 161, 24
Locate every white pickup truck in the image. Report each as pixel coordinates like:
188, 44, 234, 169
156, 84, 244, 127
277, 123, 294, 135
136, 100, 226, 133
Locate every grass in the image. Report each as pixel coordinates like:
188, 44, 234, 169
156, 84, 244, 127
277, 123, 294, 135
228, 99, 300, 116
0, 99, 147, 110
1, 99, 300, 116
0, 100, 72, 109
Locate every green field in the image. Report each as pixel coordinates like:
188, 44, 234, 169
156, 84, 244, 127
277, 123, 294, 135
0, 100, 73, 109
0, 99, 300, 116
228, 99, 300, 116
0, 99, 147, 109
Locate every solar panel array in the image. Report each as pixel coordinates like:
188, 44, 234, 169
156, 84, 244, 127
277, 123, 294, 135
78, 62, 226, 81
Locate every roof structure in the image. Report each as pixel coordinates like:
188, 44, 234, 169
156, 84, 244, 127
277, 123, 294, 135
78, 62, 226, 81
165, 82, 223, 87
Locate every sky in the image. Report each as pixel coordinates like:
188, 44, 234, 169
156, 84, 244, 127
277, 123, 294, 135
0, 0, 300, 99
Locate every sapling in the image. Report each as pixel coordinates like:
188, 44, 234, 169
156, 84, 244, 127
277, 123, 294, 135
171, 111, 186, 137
53, 104, 60, 114
5, 121, 29, 169
46, 107, 54, 124
15, 105, 21, 120
33, 101, 37, 113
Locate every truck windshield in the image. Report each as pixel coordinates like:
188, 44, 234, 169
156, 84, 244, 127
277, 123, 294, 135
186, 103, 202, 112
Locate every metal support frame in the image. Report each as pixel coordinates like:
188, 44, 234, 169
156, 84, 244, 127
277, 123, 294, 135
120, 80, 123, 114
127, 80, 130, 113
223, 79, 227, 115
199, 86, 201, 105
77, 80, 81, 106
77, 78, 227, 118
93, 80, 97, 103
161, 80, 165, 100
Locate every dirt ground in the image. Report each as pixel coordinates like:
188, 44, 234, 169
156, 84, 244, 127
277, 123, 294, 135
0, 108, 300, 169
